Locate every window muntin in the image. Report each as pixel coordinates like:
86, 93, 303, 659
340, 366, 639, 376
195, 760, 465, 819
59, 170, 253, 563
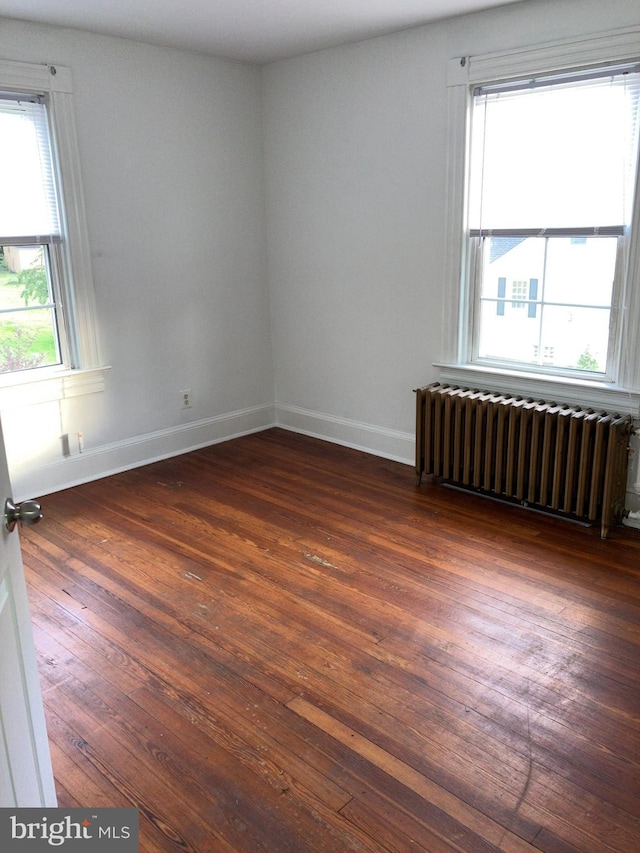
466, 62, 640, 379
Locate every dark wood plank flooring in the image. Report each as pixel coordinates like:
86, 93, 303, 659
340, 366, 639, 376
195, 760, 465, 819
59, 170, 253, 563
20, 428, 640, 852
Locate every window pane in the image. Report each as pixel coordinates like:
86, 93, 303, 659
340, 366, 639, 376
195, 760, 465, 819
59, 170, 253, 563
538, 305, 610, 372
477, 235, 613, 373
0, 245, 61, 373
544, 237, 616, 306
478, 297, 540, 363
480, 236, 546, 298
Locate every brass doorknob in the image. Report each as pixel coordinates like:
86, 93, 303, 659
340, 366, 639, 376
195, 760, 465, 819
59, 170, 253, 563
4, 498, 43, 532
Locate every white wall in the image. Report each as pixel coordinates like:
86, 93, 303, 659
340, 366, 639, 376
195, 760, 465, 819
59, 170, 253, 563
263, 0, 640, 464
263, 28, 447, 462
0, 19, 273, 498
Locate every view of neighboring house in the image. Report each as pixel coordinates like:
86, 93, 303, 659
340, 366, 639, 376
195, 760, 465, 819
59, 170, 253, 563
478, 235, 617, 373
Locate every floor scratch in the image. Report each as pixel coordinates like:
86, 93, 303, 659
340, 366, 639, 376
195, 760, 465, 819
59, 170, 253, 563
182, 571, 203, 581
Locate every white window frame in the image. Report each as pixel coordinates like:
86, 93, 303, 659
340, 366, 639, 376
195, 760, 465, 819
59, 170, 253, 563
439, 27, 640, 415
0, 59, 107, 408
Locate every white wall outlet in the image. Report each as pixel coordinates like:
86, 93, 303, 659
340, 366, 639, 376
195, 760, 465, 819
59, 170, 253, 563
181, 389, 192, 409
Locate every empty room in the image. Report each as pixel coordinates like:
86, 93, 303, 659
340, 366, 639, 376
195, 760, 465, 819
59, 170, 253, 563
0, 1, 639, 851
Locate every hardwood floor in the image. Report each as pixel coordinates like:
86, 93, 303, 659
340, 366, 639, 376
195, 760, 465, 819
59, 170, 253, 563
20, 427, 640, 852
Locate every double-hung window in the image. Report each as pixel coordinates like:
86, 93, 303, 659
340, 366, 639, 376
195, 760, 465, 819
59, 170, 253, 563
0, 91, 65, 374
470, 64, 639, 377
0, 59, 104, 403
442, 29, 640, 411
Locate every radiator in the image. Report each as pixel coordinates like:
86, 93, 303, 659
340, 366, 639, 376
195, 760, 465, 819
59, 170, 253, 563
415, 382, 632, 538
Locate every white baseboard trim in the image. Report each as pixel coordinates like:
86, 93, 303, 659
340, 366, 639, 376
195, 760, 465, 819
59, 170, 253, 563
12, 396, 640, 534
15, 397, 638, 529
623, 488, 640, 529
625, 488, 640, 509
12, 404, 276, 500
275, 402, 414, 466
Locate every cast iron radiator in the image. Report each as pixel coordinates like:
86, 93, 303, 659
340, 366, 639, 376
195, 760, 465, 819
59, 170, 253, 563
415, 382, 632, 538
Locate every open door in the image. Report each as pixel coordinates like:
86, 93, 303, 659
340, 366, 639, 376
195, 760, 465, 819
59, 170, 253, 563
0, 418, 56, 806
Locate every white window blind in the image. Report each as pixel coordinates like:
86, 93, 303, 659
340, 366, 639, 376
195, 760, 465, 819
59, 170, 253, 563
468, 63, 640, 235
0, 93, 61, 243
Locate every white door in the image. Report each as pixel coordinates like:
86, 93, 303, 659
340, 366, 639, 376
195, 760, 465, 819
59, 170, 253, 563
0, 418, 57, 807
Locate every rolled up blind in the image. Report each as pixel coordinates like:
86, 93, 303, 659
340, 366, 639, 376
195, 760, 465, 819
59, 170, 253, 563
468, 62, 640, 234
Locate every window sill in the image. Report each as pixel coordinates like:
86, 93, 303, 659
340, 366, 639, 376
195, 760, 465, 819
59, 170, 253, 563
435, 363, 640, 417
0, 365, 111, 410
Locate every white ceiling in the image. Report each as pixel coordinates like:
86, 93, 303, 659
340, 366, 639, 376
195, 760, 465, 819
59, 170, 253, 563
0, 0, 526, 64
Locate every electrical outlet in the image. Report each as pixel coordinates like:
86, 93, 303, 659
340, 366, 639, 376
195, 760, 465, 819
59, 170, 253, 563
181, 389, 192, 409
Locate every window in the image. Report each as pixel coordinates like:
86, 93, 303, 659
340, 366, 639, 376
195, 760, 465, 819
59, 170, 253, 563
0, 93, 65, 374
0, 59, 105, 402
533, 344, 555, 364
441, 29, 640, 411
509, 280, 528, 309
468, 63, 640, 378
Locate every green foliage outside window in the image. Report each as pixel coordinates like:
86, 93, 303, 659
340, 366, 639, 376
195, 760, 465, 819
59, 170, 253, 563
0, 251, 57, 373
576, 345, 600, 372
17, 257, 49, 306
